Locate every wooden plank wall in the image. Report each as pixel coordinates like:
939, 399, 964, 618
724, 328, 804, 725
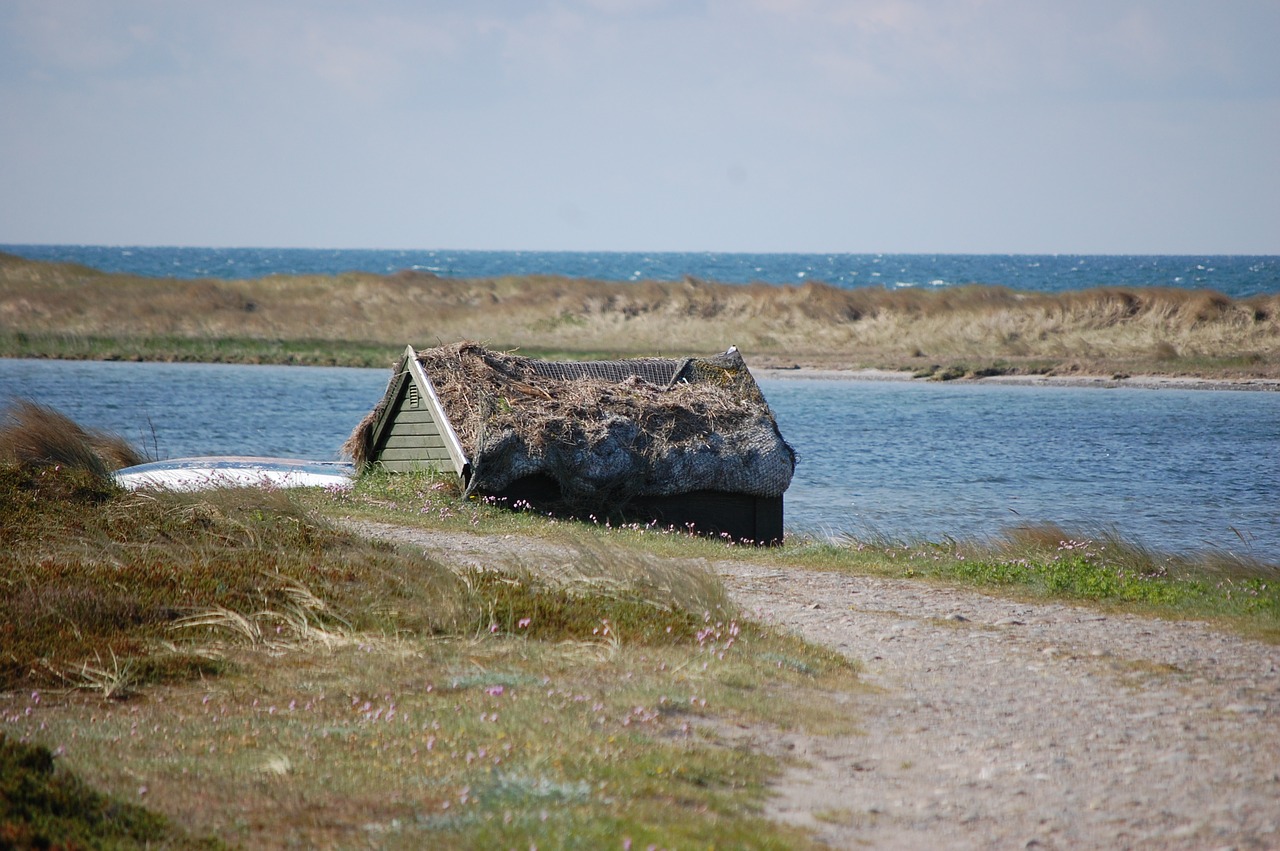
374, 379, 456, 473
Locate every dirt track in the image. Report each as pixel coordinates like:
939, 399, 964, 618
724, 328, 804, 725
354, 523, 1280, 850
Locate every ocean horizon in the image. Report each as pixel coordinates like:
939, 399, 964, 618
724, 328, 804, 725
4, 244, 1278, 299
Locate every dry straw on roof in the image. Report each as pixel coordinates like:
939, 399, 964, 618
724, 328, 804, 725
347, 342, 795, 507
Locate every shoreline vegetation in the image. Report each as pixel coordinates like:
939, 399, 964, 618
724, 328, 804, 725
1, 402, 1276, 847
4, 248, 1277, 844
3, 251, 1278, 386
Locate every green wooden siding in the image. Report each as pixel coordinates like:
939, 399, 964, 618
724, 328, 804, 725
371, 362, 462, 473
381, 434, 448, 449
381, 421, 439, 436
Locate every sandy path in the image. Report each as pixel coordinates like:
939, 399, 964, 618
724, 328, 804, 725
353, 522, 1280, 850
716, 560, 1280, 850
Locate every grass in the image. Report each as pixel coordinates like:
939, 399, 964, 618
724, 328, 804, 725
0, 402, 858, 849
321, 468, 1280, 635
323, 468, 1280, 636
0, 331, 398, 367
3, 400, 1277, 846
776, 526, 1280, 641
1, 733, 221, 849
1, 398, 145, 474
4, 251, 1278, 380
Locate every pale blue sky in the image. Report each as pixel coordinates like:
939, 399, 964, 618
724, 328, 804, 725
2, 0, 1277, 253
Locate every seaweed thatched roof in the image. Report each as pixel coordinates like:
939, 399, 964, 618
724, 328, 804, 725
345, 342, 795, 505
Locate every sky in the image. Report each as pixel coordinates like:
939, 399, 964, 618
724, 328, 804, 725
1, 0, 1278, 254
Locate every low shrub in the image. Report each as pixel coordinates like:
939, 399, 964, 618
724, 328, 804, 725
0, 733, 218, 849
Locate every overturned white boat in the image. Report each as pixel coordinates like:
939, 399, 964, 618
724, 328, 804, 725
113, 456, 353, 492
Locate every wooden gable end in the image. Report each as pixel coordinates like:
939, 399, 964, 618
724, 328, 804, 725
368, 346, 469, 476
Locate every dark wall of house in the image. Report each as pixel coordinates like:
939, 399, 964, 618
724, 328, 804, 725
487, 475, 784, 545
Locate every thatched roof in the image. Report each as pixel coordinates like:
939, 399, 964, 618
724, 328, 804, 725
345, 342, 795, 505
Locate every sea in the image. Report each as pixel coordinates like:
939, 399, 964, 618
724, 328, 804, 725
1, 245, 1278, 558
3, 244, 1279, 298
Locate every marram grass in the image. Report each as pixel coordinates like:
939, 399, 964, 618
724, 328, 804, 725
0, 403, 857, 849
4, 251, 1278, 379
4, 401, 1276, 847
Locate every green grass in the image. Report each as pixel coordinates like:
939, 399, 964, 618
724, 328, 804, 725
1, 465, 857, 847
322, 468, 1280, 641
12, 639, 841, 849
0, 331, 399, 367
0, 330, 693, 370
775, 528, 1279, 641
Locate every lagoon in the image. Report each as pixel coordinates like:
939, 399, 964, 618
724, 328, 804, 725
1, 358, 1275, 558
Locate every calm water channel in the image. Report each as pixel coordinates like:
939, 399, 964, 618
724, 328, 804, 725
1, 359, 1276, 558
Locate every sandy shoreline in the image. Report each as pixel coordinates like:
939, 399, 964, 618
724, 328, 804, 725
752, 365, 1280, 392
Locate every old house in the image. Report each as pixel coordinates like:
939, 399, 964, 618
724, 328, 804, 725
344, 342, 795, 543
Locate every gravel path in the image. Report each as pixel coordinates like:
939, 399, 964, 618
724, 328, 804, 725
716, 560, 1280, 850
352, 523, 1280, 850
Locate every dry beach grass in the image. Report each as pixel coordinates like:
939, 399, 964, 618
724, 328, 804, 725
3, 403, 1277, 847
4, 238, 1279, 845
0, 405, 860, 848
3, 251, 1277, 380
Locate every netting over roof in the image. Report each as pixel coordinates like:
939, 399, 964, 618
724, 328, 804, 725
524, 357, 683, 386
346, 342, 795, 505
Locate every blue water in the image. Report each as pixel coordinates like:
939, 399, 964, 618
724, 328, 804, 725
3, 245, 1278, 297
2, 359, 1276, 559
0, 360, 383, 461
765, 377, 1279, 558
